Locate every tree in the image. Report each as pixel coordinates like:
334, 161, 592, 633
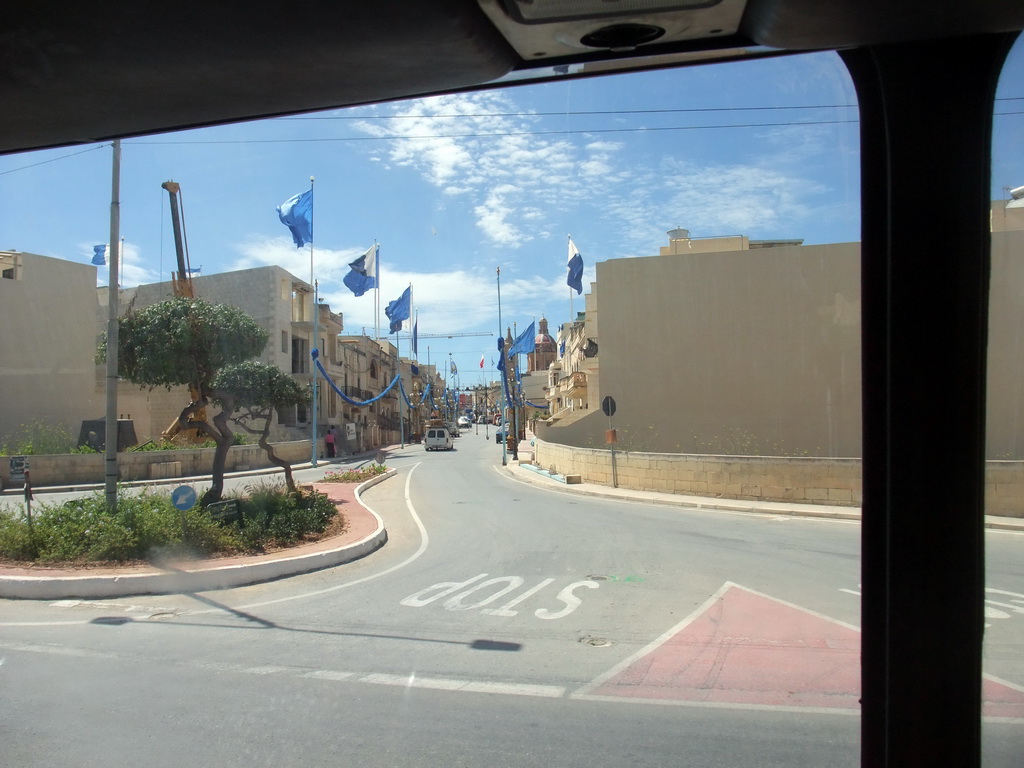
103, 297, 269, 504
213, 360, 310, 493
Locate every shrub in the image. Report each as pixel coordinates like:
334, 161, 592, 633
0, 490, 239, 564
227, 481, 339, 551
0, 482, 339, 564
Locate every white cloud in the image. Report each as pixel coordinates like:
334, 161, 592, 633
351, 92, 612, 249
86, 240, 159, 288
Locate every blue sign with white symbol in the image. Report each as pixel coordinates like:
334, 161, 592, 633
171, 486, 197, 511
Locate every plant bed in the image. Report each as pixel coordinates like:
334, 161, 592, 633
0, 480, 349, 567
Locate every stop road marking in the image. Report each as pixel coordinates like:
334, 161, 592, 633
400, 574, 599, 620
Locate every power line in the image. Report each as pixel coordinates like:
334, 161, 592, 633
130, 119, 861, 145
279, 104, 859, 120
0, 144, 108, 177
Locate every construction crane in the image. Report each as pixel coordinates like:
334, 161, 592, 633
160, 180, 205, 441
161, 181, 194, 299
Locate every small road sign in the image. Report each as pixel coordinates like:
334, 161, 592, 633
602, 396, 616, 417
171, 486, 197, 511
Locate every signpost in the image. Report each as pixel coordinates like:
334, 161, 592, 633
171, 485, 197, 540
602, 396, 618, 488
9, 456, 28, 485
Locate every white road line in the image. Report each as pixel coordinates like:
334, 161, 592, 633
360, 672, 565, 698
575, 693, 861, 717
571, 582, 733, 699
301, 670, 356, 681
0, 640, 117, 659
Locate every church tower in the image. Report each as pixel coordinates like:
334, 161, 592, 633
528, 316, 557, 372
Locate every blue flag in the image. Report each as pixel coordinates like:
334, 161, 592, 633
92, 244, 107, 266
277, 189, 313, 248
508, 321, 536, 357
450, 360, 458, 375
567, 237, 584, 295
385, 285, 412, 334
343, 243, 377, 297
496, 337, 506, 372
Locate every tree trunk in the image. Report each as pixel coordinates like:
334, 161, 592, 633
257, 419, 296, 493
200, 395, 235, 506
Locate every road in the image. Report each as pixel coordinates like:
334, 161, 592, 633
2, 430, 1023, 767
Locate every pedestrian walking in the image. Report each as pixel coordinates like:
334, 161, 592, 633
325, 426, 337, 458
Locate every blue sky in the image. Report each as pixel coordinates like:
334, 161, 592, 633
2, 46, 1022, 377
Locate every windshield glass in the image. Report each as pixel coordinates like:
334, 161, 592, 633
0, 40, 1021, 767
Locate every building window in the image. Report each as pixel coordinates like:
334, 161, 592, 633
291, 337, 308, 374
281, 330, 288, 353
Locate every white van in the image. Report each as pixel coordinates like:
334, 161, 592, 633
424, 427, 453, 451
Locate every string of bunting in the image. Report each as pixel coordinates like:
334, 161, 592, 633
312, 349, 434, 409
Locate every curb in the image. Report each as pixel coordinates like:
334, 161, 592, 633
0, 447, 395, 497
0, 470, 396, 600
502, 461, 1024, 530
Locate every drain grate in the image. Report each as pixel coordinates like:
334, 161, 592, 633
579, 634, 613, 648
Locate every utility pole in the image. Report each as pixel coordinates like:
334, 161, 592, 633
104, 139, 121, 510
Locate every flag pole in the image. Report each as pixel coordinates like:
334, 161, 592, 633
310, 176, 318, 468
497, 266, 507, 466
374, 239, 380, 340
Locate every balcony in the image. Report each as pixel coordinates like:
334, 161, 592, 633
560, 371, 587, 396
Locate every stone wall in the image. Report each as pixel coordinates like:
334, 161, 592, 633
0, 441, 312, 489
531, 439, 1024, 518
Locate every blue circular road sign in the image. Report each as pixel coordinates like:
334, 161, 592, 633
171, 486, 197, 511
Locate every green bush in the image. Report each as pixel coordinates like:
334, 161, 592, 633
0, 490, 239, 564
229, 481, 338, 551
0, 482, 340, 564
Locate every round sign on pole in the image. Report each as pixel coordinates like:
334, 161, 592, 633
602, 396, 616, 417
171, 486, 197, 511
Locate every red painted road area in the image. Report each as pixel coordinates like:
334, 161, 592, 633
581, 583, 1024, 718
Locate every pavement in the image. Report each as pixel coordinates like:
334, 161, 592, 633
2, 445, 1022, 600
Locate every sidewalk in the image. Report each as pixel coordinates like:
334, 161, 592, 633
504, 448, 1024, 533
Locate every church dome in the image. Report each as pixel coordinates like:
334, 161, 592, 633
535, 316, 556, 347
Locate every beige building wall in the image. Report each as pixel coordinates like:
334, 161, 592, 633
540, 239, 863, 457
0, 251, 104, 443
539, 220, 1024, 461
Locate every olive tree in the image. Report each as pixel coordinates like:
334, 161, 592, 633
213, 360, 310, 493
103, 297, 269, 504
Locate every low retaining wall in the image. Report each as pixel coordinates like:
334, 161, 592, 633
531, 439, 1024, 518
0, 441, 312, 489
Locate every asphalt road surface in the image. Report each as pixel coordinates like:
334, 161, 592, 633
2, 431, 1023, 767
